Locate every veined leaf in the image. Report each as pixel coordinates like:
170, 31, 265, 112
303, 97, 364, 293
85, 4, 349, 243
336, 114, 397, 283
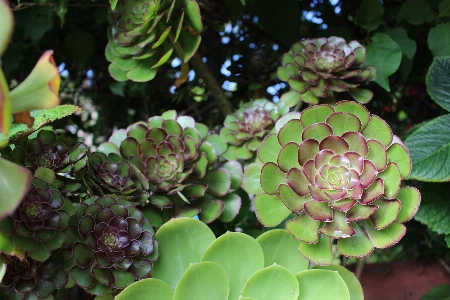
405, 114, 450, 181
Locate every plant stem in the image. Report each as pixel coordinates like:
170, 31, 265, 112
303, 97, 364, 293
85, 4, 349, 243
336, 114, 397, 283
189, 52, 233, 118
355, 256, 367, 280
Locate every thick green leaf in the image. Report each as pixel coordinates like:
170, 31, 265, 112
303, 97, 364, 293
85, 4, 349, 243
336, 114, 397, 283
151, 218, 216, 289
414, 182, 450, 236
354, 0, 383, 33
296, 269, 350, 300
426, 57, 450, 112
0, 0, 13, 57
116, 278, 173, 300
420, 284, 450, 300
404, 114, 450, 181
280, 91, 301, 108
254, 194, 291, 227
397, 0, 433, 25
201, 232, 264, 300
364, 33, 402, 92
173, 262, 229, 300
202, 168, 231, 197
256, 229, 309, 274
385, 27, 417, 59
428, 23, 450, 57
0, 158, 31, 219
109, 0, 118, 10
314, 265, 363, 300
240, 265, 299, 300
242, 162, 264, 195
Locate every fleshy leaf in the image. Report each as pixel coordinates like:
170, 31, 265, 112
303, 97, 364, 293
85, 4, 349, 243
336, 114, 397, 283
116, 278, 174, 300
299, 234, 333, 266
296, 269, 350, 300
337, 222, 374, 258
240, 264, 300, 300
314, 264, 364, 300
201, 232, 264, 300
286, 213, 320, 243
257, 229, 308, 274
254, 194, 291, 227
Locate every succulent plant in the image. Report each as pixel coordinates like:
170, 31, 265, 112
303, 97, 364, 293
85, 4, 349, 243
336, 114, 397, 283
116, 218, 363, 300
220, 99, 289, 161
1, 252, 68, 300
98, 111, 241, 223
106, 0, 203, 82
243, 101, 421, 265
0, 170, 74, 262
6, 130, 88, 173
277, 36, 377, 104
64, 196, 157, 295
83, 151, 150, 205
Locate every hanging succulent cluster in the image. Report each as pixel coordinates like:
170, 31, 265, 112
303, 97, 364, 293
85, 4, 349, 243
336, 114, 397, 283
243, 101, 421, 265
220, 98, 290, 161
106, 0, 203, 82
277, 36, 377, 104
96, 110, 243, 224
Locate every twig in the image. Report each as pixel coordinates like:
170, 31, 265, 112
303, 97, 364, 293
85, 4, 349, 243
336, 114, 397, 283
439, 258, 450, 275
189, 52, 233, 118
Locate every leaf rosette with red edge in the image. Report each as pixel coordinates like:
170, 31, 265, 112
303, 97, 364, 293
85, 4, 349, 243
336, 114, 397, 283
243, 101, 421, 265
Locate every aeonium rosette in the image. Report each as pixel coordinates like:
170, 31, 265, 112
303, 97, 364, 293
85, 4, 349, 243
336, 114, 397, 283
243, 101, 421, 265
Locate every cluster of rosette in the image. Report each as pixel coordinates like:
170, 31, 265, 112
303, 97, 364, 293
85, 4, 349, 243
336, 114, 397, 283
277, 36, 377, 104
94, 110, 243, 224
220, 99, 289, 161
243, 101, 421, 265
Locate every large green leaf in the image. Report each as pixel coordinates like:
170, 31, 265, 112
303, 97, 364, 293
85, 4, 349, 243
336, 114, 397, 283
201, 232, 264, 300
354, 0, 383, 33
150, 218, 216, 289
439, 0, 450, 17
385, 27, 417, 59
420, 284, 450, 300
256, 229, 309, 274
296, 269, 350, 300
115, 279, 174, 300
0, 0, 13, 57
414, 182, 450, 236
404, 114, 450, 181
426, 57, 450, 112
0, 158, 32, 219
173, 262, 229, 300
397, 0, 433, 25
428, 23, 450, 58
240, 264, 299, 300
364, 33, 402, 92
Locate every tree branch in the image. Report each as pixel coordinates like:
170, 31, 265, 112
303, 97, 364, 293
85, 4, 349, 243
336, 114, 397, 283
189, 52, 233, 118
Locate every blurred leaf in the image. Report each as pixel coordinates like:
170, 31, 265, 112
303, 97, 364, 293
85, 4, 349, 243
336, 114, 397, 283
446, 235, 450, 248
55, 0, 68, 26
428, 23, 450, 57
252, 0, 301, 48
426, 57, 450, 112
109, 81, 126, 97
116, 278, 173, 300
14, 7, 53, 45
421, 284, 450, 300
386, 27, 417, 59
63, 30, 96, 69
0, 157, 32, 219
280, 90, 301, 108
0, 0, 13, 57
354, 0, 383, 33
397, 0, 433, 25
439, 0, 450, 17
109, 0, 118, 10
405, 114, 450, 181
314, 265, 363, 300
364, 33, 402, 92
